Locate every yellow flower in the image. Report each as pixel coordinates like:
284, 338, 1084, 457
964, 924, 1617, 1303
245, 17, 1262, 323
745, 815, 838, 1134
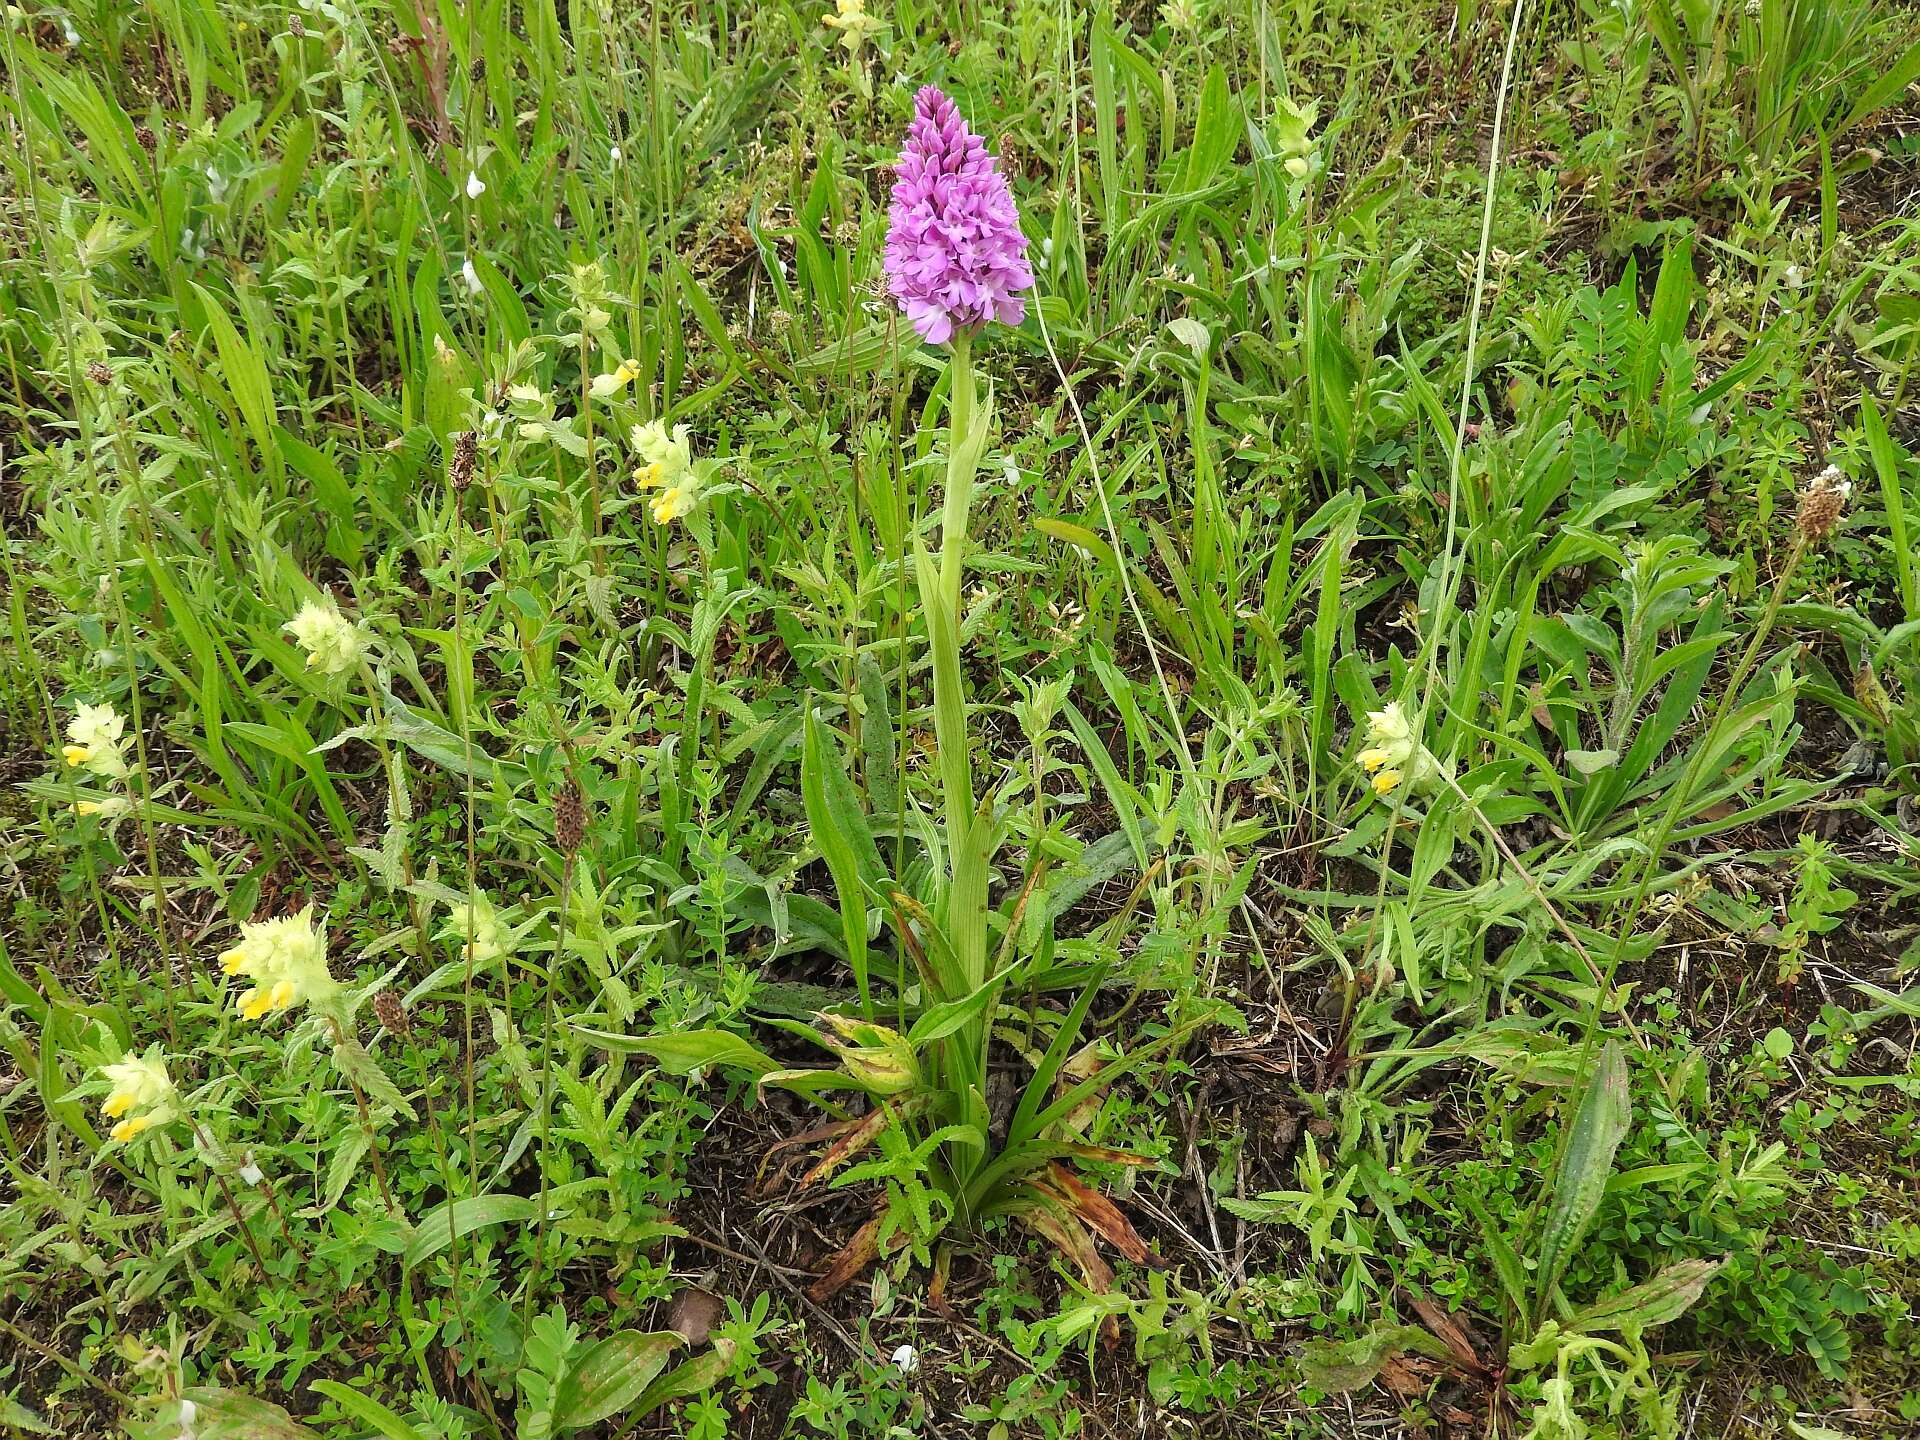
631, 420, 700, 524
63, 702, 129, 780
1365, 702, 1415, 748
1357, 701, 1432, 797
72, 796, 131, 819
630, 419, 692, 481
284, 595, 368, 677
823, 0, 884, 53
441, 894, 507, 964
650, 484, 696, 525
589, 359, 641, 399
219, 904, 336, 1021
99, 1047, 176, 1143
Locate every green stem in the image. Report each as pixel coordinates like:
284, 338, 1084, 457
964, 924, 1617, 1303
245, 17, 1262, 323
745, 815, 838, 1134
922, 334, 992, 1189
931, 332, 977, 862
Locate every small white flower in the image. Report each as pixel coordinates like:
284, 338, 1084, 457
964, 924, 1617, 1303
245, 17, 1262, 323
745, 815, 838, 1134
239, 1159, 264, 1185
465, 170, 486, 199
461, 256, 482, 295
610, 145, 623, 164
890, 1343, 920, 1374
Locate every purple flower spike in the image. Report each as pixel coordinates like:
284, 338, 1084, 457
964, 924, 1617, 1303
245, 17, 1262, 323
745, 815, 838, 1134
884, 87, 1033, 345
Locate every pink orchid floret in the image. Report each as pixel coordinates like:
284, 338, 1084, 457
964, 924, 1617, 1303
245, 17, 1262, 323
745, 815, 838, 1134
884, 86, 1034, 345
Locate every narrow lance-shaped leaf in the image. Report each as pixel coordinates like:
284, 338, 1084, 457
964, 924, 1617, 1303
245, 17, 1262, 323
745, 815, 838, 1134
802, 706, 883, 1010
306, 1382, 428, 1440
1533, 1040, 1631, 1319
1569, 1256, 1725, 1334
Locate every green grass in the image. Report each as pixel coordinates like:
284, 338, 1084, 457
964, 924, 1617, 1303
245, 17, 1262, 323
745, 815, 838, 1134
3, 0, 1920, 1436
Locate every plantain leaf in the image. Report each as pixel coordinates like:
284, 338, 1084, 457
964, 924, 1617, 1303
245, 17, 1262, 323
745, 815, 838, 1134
551, 1329, 684, 1432
802, 706, 884, 1008
1569, 1256, 1725, 1334
306, 1382, 428, 1440
404, 1194, 539, 1268
1297, 1325, 1450, 1394
574, 1026, 780, 1078
169, 1389, 320, 1440
632, 1339, 737, 1414
1534, 1041, 1631, 1316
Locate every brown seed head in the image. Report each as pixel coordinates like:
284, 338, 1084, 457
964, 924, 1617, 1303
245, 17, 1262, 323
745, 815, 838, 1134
134, 124, 157, 153
86, 361, 111, 386
1795, 469, 1849, 545
372, 990, 411, 1038
449, 430, 477, 492
288, 13, 305, 36
554, 777, 585, 854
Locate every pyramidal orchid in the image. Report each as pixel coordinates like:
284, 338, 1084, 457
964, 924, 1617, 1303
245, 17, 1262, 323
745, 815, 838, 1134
626, 91, 1174, 1306
884, 86, 1032, 346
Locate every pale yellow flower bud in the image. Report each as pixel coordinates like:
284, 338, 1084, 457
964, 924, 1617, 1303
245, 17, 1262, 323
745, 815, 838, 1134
284, 596, 368, 677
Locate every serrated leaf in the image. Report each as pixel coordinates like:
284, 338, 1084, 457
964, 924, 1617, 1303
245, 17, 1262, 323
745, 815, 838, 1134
321, 1128, 371, 1214
0, 1399, 52, 1434
330, 1037, 417, 1121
